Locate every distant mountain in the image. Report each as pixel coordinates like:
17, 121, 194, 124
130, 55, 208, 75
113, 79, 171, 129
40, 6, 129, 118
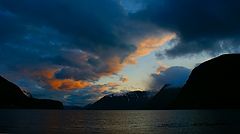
146, 84, 182, 109
64, 105, 83, 110
171, 54, 240, 109
86, 91, 153, 110
0, 75, 63, 109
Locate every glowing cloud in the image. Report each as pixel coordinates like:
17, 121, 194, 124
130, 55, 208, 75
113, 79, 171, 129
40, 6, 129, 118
30, 33, 175, 91
124, 33, 176, 64
98, 33, 176, 78
108, 82, 120, 88
34, 69, 91, 90
36, 69, 58, 79
156, 65, 168, 75
47, 79, 91, 90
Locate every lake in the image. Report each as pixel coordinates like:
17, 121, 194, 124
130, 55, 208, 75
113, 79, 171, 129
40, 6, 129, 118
0, 110, 239, 133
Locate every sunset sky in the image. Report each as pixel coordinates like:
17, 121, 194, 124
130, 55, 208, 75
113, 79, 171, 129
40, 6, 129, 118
1, 0, 240, 106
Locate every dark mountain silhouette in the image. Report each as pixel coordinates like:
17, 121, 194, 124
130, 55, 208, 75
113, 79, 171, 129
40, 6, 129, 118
146, 84, 182, 109
171, 54, 240, 109
85, 54, 240, 110
86, 91, 152, 110
0, 75, 63, 109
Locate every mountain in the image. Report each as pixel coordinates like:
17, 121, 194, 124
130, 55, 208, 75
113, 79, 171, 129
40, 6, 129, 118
171, 54, 240, 109
0, 75, 63, 109
64, 105, 83, 110
86, 91, 152, 110
146, 84, 182, 109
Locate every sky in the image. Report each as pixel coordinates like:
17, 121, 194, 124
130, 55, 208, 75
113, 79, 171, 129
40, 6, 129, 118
1, 0, 240, 106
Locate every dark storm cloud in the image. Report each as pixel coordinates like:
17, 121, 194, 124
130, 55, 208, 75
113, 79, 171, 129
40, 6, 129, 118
0, 9, 24, 42
0, 0, 133, 56
135, 0, 240, 57
0, 0, 135, 82
150, 66, 191, 90
0, 0, 176, 87
55, 67, 99, 82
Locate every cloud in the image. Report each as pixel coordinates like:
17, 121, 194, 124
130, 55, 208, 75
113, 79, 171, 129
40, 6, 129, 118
150, 66, 191, 90
98, 56, 125, 77
53, 33, 175, 87
33, 69, 91, 90
0, 0, 175, 107
120, 76, 129, 83
156, 65, 168, 75
124, 33, 176, 64
0, 1, 126, 90
0, 0, 175, 90
0, 0, 134, 57
47, 79, 91, 90
108, 82, 120, 88
0, 9, 27, 44
134, 0, 240, 57
92, 82, 120, 93
119, 0, 146, 13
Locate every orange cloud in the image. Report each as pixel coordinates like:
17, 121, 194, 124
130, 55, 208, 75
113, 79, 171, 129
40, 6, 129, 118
124, 33, 176, 64
108, 82, 120, 88
34, 69, 91, 90
34, 68, 58, 79
31, 33, 175, 91
48, 79, 91, 90
97, 33, 175, 78
93, 85, 109, 93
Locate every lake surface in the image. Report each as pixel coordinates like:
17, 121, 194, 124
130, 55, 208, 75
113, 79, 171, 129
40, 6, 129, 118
0, 110, 239, 133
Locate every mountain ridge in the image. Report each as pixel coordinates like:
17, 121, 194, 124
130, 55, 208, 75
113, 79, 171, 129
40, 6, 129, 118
0, 75, 63, 109
86, 91, 153, 110
171, 54, 240, 109
86, 54, 240, 110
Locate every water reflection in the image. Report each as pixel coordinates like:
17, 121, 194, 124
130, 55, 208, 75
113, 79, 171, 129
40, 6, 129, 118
0, 110, 240, 133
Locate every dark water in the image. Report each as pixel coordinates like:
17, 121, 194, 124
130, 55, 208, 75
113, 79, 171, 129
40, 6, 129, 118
0, 110, 240, 134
